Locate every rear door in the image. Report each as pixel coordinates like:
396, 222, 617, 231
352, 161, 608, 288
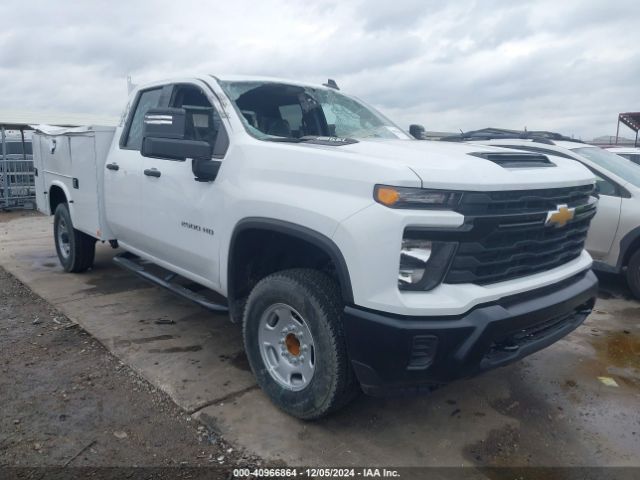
139, 81, 229, 285
104, 86, 165, 245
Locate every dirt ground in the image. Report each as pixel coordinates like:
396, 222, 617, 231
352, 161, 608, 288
0, 265, 262, 477
0, 209, 39, 224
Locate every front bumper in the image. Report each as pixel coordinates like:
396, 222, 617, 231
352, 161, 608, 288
343, 269, 598, 395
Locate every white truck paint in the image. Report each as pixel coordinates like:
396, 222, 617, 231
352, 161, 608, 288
32, 76, 599, 418
33, 125, 116, 241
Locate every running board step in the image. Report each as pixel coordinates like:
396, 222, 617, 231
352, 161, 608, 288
113, 252, 229, 313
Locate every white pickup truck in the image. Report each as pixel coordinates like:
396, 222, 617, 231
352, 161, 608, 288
32, 75, 599, 419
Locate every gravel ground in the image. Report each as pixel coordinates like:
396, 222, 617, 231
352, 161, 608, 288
0, 265, 263, 478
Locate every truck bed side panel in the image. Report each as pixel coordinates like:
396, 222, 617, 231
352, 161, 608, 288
32, 136, 47, 215
34, 127, 116, 240
68, 135, 101, 237
94, 130, 116, 240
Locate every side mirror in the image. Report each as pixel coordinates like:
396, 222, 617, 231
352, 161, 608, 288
409, 124, 426, 140
192, 158, 221, 182
141, 108, 212, 161
143, 107, 186, 139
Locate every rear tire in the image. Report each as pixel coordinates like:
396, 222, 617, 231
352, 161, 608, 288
53, 203, 96, 273
243, 268, 359, 419
626, 249, 640, 299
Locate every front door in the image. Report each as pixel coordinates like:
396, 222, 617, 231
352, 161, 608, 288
139, 82, 228, 286
104, 86, 164, 245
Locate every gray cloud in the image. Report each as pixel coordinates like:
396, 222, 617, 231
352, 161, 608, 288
0, 0, 638, 139
357, 0, 442, 31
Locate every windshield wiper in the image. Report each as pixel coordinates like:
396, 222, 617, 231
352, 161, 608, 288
263, 137, 304, 143
298, 136, 359, 145
264, 136, 359, 146
265, 135, 358, 147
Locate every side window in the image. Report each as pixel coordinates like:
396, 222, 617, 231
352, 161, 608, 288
594, 173, 618, 197
124, 88, 163, 150
170, 85, 221, 151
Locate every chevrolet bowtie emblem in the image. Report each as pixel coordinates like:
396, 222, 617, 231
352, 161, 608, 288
545, 204, 575, 228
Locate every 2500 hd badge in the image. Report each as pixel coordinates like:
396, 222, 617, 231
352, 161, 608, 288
180, 220, 214, 236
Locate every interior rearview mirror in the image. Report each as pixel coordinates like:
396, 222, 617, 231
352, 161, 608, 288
409, 124, 426, 140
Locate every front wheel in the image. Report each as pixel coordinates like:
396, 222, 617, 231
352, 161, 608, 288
626, 249, 640, 299
242, 269, 359, 419
53, 203, 96, 273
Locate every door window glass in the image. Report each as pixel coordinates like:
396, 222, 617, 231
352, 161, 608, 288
594, 174, 618, 197
125, 88, 163, 150
170, 85, 221, 151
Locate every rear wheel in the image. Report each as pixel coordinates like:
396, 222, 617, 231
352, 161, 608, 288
54, 203, 96, 273
243, 269, 359, 419
626, 249, 640, 299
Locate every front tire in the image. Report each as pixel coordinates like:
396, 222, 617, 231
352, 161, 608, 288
53, 203, 96, 273
243, 269, 359, 419
626, 249, 640, 299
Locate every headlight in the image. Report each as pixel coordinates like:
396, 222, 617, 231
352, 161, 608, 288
399, 237, 457, 291
375, 185, 462, 209
399, 239, 432, 285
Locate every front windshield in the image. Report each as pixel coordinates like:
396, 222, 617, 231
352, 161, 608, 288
217, 80, 411, 141
572, 147, 640, 188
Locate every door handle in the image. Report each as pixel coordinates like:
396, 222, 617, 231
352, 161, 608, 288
106, 163, 119, 171
144, 168, 161, 178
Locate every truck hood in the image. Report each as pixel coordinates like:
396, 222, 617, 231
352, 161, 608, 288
336, 139, 595, 191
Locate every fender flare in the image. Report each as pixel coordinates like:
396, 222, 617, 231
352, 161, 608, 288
227, 217, 354, 304
47, 180, 73, 216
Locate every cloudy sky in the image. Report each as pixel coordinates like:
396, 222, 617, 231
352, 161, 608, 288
1, 0, 639, 139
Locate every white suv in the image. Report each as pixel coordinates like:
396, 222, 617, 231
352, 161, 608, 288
606, 146, 640, 166
449, 130, 640, 298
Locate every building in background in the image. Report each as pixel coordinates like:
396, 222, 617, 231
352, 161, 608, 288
590, 135, 636, 147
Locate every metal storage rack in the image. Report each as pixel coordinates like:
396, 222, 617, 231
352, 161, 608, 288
1, 127, 35, 210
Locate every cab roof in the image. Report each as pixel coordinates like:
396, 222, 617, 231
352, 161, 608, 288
212, 74, 334, 91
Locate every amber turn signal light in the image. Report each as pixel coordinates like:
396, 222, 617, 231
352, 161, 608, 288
375, 186, 400, 206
